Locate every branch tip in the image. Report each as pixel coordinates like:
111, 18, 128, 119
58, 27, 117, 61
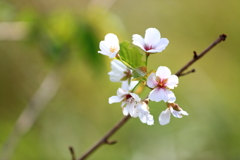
69, 146, 76, 160
220, 34, 227, 41
175, 33, 227, 77
193, 51, 198, 58
179, 69, 196, 77
105, 139, 117, 144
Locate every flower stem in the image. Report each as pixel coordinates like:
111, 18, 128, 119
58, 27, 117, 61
145, 52, 150, 66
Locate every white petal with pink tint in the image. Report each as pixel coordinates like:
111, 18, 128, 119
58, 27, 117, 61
165, 90, 176, 103
144, 28, 161, 47
156, 66, 171, 79
149, 88, 167, 102
154, 38, 169, 52
166, 75, 178, 89
132, 34, 145, 51
147, 73, 158, 88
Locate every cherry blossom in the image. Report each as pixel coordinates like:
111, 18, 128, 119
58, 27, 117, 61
159, 103, 188, 125
137, 101, 154, 125
132, 28, 169, 53
147, 66, 178, 103
108, 59, 139, 91
98, 33, 120, 58
108, 59, 130, 82
109, 88, 141, 117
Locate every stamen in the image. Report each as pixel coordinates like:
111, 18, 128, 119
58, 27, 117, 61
157, 78, 168, 88
110, 46, 117, 53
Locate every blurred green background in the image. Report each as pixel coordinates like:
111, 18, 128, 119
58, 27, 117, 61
0, 0, 239, 160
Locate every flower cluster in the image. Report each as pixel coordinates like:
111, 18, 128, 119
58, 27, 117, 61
98, 28, 188, 125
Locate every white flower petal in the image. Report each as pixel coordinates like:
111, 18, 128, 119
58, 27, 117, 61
117, 88, 128, 97
166, 75, 178, 89
129, 92, 141, 102
109, 52, 118, 58
132, 34, 146, 51
170, 107, 189, 118
149, 88, 166, 102
128, 80, 138, 91
154, 38, 169, 52
165, 90, 176, 103
147, 73, 158, 88
139, 114, 147, 123
170, 107, 182, 118
121, 79, 138, 91
181, 110, 189, 116
121, 101, 126, 107
159, 109, 171, 125
124, 101, 138, 117
122, 106, 129, 116
146, 114, 154, 125
108, 71, 126, 82
104, 33, 119, 44
156, 66, 171, 79
110, 60, 127, 73
144, 28, 161, 47
108, 59, 131, 82
121, 80, 129, 91
146, 49, 162, 53
98, 41, 111, 56
109, 96, 123, 104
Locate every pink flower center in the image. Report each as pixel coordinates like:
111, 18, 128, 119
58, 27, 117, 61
157, 78, 168, 89
144, 44, 153, 51
126, 94, 132, 100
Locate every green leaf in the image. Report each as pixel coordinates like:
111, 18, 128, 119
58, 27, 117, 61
118, 41, 147, 77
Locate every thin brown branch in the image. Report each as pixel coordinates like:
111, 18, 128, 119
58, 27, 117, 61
71, 34, 227, 160
78, 115, 131, 160
175, 34, 227, 77
69, 146, 76, 160
180, 69, 196, 76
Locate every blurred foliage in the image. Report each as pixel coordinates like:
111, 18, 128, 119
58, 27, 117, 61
0, 1, 16, 21
0, 0, 240, 160
26, 10, 104, 71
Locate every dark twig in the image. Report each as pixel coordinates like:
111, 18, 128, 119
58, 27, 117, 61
175, 34, 227, 77
78, 115, 131, 160
193, 51, 198, 58
70, 34, 227, 160
69, 146, 76, 160
180, 69, 196, 76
